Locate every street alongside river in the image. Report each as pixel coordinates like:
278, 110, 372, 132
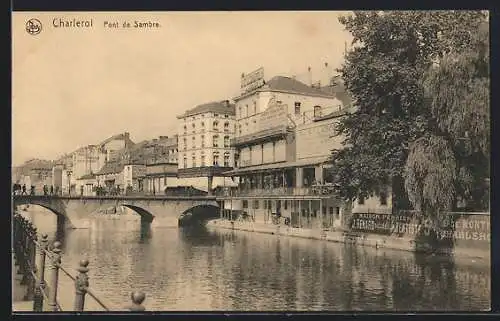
22, 207, 490, 311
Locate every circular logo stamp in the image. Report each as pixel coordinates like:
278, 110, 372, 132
26, 19, 42, 35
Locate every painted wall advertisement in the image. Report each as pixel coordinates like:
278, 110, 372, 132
349, 212, 490, 243
241, 67, 265, 93
258, 103, 288, 132
296, 118, 340, 159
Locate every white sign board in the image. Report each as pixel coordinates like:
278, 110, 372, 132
241, 67, 265, 93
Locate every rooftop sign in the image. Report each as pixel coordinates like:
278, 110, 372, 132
241, 67, 265, 94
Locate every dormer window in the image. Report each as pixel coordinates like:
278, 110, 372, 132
314, 105, 322, 118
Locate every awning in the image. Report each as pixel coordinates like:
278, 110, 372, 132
212, 177, 239, 189
224, 156, 330, 176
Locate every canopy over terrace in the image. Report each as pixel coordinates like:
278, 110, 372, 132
222, 156, 334, 190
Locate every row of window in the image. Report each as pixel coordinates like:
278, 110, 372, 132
183, 121, 233, 134
182, 153, 231, 168
240, 199, 342, 214
237, 101, 309, 120
184, 113, 231, 121
182, 135, 230, 150
240, 142, 278, 165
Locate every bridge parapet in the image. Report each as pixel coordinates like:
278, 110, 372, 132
12, 195, 220, 229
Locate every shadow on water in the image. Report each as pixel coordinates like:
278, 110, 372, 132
139, 221, 152, 243
178, 225, 224, 247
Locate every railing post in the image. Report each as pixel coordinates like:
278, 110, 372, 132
33, 234, 48, 312
74, 259, 89, 311
47, 241, 62, 312
128, 291, 146, 311
20, 220, 31, 285
17, 219, 26, 276
24, 227, 37, 300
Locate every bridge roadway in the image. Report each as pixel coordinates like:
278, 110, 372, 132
12, 195, 220, 229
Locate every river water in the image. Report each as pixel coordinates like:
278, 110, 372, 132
20, 207, 490, 311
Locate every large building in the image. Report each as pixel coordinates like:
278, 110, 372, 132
219, 68, 360, 229
65, 132, 134, 196
176, 100, 237, 193
122, 135, 178, 165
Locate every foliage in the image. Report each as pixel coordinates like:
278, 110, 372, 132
404, 135, 456, 213
331, 11, 489, 213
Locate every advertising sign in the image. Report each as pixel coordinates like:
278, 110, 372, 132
349, 212, 490, 242
259, 102, 288, 131
241, 67, 265, 93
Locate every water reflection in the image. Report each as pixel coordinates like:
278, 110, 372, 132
19, 208, 491, 311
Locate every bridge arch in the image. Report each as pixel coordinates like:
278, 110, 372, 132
120, 204, 155, 223
180, 204, 220, 226
13, 199, 75, 230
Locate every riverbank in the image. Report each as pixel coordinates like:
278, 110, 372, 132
206, 219, 490, 263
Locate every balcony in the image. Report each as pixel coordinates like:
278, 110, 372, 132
215, 184, 338, 198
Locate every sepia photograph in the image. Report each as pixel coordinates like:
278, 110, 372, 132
11, 10, 490, 312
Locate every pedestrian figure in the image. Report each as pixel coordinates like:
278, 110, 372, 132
43, 185, 48, 196
55, 186, 60, 196
30, 186, 35, 196
50, 185, 54, 195
80, 185, 84, 197
22, 184, 27, 195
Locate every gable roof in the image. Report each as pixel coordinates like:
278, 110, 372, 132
99, 132, 135, 147
178, 100, 236, 119
235, 76, 336, 101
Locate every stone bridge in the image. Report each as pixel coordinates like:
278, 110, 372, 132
12, 195, 220, 229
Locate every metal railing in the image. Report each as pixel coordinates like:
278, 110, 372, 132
13, 213, 146, 312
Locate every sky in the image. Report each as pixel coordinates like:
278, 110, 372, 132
12, 11, 353, 166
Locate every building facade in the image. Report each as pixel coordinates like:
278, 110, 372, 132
123, 164, 147, 192
144, 162, 178, 195
218, 70, 361, 229
71, 145, 101, 182
176, 100, 237, 193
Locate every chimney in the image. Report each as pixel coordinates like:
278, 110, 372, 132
223, 100, 230, 107
124, 132, 130, 139
308, 66, 312, 86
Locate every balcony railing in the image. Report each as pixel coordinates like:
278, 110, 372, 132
215, 185, 338, 197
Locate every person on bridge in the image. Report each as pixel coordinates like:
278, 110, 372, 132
43, 185, 48, 196
50, 185, 54, 195
30, 186, 35, 196
22, 184, 27, 195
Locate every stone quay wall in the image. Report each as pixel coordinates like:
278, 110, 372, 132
207, 210, 490, 261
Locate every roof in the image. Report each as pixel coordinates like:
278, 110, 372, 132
99, 132, 135, 147
178, 100, 236, 119
95, 162, 125, 175
77, 173, 96, 180
235, 76, 336, 101
321, 81, 353, 108
223, 156, 330, 176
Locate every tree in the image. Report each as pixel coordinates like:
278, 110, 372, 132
330, 11, 489, 213
405, 18, 490, 215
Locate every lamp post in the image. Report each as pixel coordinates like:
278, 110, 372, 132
67, 171, 71, 196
